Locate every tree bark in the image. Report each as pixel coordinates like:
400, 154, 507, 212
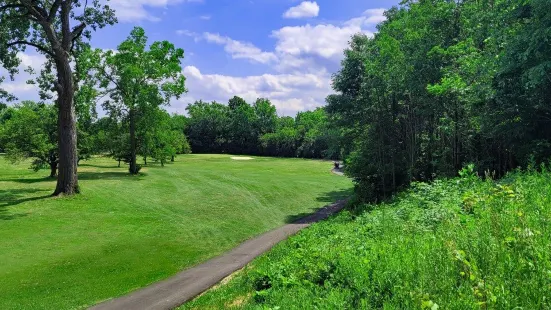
49, 161, 58, 178
53, 55, 79, 196
129, 108, 139, 174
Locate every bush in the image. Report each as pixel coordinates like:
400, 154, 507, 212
183, 168, 551, 309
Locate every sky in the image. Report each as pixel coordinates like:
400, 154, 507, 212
3, 0, 401, 116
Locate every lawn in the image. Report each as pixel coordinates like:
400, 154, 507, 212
0, 154, 352, 310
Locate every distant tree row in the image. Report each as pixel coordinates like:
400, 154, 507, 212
0, 95, 341, 177
185, 97, 341, 159
328, 0, 551, 201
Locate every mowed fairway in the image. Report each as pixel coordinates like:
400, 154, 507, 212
0, 154, 352, 310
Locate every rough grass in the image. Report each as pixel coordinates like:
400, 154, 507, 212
0, 154, 352, 310
182, 165, 551, 310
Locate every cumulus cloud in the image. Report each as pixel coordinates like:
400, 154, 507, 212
177, 66, 332, 116
283, 1, 320, 19
203, 33, 278, 64
0, 52, 46, 102
272, 23, 372, 62
184, 8, 388, 115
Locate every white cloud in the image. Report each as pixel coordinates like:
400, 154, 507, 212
0, 52, 46, 102
186, 8, 387, 114
203, 33, 278, 64
283, 1, 320, 19
199, 15, 211, 20
176, 29, 197, 37
363, 8, 387, 24
178, 66, 332, 116
272, 22, 372, 61
110, 0, 203, 22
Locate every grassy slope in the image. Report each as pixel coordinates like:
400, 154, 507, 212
0, 154, 352, 310
184, 167, 551, 310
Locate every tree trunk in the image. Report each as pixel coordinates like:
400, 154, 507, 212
129, 108, 139, 174
53, 55, 79, 196
118, 159, 121, 167
49, 161, 58, 178
171, 155, 174, 162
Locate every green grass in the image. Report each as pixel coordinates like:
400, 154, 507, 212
0, 154, 352, 310
183, 166, 551, 310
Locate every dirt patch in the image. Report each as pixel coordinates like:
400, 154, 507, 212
225, 293, 251, 308
230, 157, 254, 160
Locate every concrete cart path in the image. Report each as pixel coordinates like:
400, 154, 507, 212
90, 199, 348, 310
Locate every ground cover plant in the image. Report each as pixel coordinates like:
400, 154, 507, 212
0, 154, 352, 310
183, 165, 551, 309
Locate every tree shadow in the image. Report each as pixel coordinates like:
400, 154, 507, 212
0, 172, 145, 184
79, 163, 122, 169
0, 176, 54, 184
315, 188, 353, 203
283, 189, 353, 224
78, 171, 146, 181
0, 188, 50, 220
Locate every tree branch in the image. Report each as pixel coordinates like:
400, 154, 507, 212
48, 0, 62, 21
0, 4, 25, 11
7, 40, 55, 57
61, 0, 71, 50
71, 23, 86, 41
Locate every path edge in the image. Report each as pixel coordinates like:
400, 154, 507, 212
89, 198, 350, 310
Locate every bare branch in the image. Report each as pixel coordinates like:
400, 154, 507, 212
7, 40, 55, 58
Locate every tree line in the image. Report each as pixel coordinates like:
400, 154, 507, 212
327, 0, 551, 201
185, 97, 340, 159
0, 94, 340, 177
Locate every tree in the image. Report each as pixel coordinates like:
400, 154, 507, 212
83, 27, 187, 174
227, 97, 256, 154
0, 101, 58, 177
326, 0, 551, 201
185, 100, 230, 153
0, 0, 116, 195
253, 98, 277, 136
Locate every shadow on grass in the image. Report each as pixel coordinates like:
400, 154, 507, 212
0, 188, 51, 220
284, 189, 353, 224
79, 163, 122, 169
78, 171, 145, 181
0, 171, 145, 184
316, 188, 353, 203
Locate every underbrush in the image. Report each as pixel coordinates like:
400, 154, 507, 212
183, 165, 551, 309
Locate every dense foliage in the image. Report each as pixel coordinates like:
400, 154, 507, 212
185, 98, 341, 159
328, 0, 551, 200
82, 26, 187, 174
0, 101, 58, 176
184, 166, 551, 309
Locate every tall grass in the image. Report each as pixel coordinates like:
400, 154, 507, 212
184, 165, 551, 309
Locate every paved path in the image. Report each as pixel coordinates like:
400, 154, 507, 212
331, 168, 345, 176
90, 199, 348, 310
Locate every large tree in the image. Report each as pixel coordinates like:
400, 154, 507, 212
83, 27, 187, 174
0, 0, 116, 195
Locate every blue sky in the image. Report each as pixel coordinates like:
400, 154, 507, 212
4, 0, 401, 116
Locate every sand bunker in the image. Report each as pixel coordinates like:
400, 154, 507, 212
231, 157, 254, 160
